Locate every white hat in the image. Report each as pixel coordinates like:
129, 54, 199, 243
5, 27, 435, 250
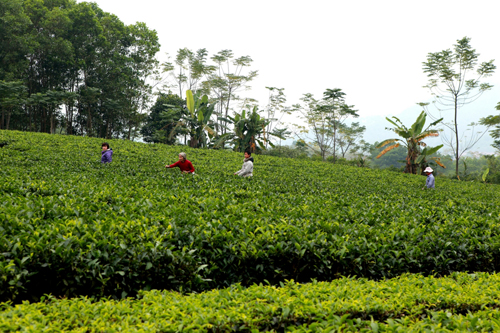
424, 167, 433, 173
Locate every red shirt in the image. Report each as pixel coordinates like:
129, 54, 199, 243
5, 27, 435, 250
169, 160, 195, 173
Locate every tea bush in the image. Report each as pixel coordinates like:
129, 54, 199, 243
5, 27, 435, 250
1, 130, 500, 302
2, 273, 500, 332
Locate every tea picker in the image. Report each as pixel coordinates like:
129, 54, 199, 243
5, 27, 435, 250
165, 152, 195, 174
422, 167, 435, 189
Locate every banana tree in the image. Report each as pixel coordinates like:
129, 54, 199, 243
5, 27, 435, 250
168, 90, 216, 148
377, 111, 443, 174
415, 145, 446, 174
215, 106, 283, 152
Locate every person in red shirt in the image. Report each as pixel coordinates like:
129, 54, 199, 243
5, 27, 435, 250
165, 152, 195, 174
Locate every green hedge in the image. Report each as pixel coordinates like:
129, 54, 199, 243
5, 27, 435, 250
2, 130, 500, 302
2, 273, 500, 332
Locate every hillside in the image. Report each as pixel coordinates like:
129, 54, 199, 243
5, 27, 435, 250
2, 130, 500, 299
3, 130, 500, 331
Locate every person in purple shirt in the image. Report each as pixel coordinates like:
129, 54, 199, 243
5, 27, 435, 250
101, 142, 113, 163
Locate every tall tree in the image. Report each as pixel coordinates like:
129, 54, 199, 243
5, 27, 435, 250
292, 89, 358, 161
160, 48, 209, 97
65, 1, 103, 135
1, 0, 159, 139
203, 50, 258, 135
422, 36, 496, 176
0, 0, 31, 81
321, 88, 358, 162
0, 80, 26, 130
337, 122, 366, 158
263, 87, 290, 148
292, 93, 331, 161
24, 0, 74, 133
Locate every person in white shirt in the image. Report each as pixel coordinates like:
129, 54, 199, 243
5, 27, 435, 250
234, 150, 253, 177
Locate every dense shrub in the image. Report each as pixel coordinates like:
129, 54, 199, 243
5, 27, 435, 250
2, 130, 500, 303
2, 273, 500, 332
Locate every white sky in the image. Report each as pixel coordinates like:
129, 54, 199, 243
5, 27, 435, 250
79, 0, 500, 150
83, 0, 500, 114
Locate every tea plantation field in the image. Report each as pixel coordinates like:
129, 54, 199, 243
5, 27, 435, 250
3, 273, 500, 332
2, 130, 500, 331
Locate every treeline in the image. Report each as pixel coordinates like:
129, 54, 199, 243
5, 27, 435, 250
144, 48, 366, 155
141, 48, 273, 152
3, 2, 499, 171
0, 0, 159, 139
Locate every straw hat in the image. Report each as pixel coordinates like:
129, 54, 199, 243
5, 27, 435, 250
424, 167, 433, 173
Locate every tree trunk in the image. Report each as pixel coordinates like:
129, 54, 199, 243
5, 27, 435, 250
41, 107, 45, 133
6, 109, 11, 130
87, 104, 92, 137
454, 95, 459, 178
190, 136, 198, 148
106, 120, 111, 139
50, 110, 55, 134
333, 125, 337, 163
33, 105, 37, 132
66, 102, 73, 135
28, 105, 32, 131
1, 108, 4, 129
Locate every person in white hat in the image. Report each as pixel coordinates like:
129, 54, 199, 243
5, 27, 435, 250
423, 167, 435, 189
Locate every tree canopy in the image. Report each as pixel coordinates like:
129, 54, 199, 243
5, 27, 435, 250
0, 0, 160, 138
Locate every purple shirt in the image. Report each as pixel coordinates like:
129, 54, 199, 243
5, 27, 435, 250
101, 149, 113, 163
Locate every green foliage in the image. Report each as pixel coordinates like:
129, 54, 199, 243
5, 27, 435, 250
377, 111, 442, 174
3, 130, 500, 304
216, 106, 280, 153
337, 122, 366, 158
1, 0, 160, 138
3, 273, 500, 331
179, 90, 216, 148
0, 80, 27, 130
140, 93, 185, 144
0, 0, 31, 81
292, 89, 359, 162
482, 168, 489, 182
370, 144, 406, 170
480, 101, 500, 152
263, 87, 290, 148
160, 48, 209, 97
262, 145, 309, 159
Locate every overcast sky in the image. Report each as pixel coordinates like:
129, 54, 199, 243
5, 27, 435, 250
80, 0, 500, 150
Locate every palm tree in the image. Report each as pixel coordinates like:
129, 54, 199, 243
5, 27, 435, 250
377, 111, 443, 174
